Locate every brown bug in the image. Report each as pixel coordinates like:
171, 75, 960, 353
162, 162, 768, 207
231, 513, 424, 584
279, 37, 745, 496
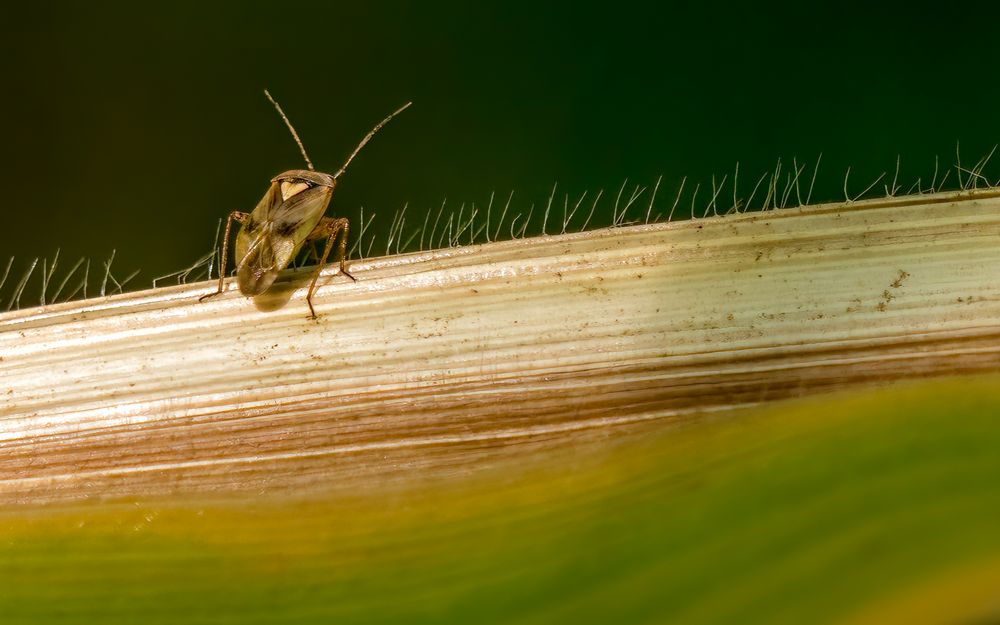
200, 90, 411, 318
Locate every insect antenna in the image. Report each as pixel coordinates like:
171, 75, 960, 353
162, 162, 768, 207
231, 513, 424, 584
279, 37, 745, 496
333, 101, 412, 181
264, 89, 315, 171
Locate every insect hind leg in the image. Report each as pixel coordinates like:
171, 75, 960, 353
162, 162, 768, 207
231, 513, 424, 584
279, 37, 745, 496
199, 211, 250, 303
304, 217, 355, 319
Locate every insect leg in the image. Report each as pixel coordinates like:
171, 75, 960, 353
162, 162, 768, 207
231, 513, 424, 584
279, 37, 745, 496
304, 217, 355, 319
199, 211, 249, 302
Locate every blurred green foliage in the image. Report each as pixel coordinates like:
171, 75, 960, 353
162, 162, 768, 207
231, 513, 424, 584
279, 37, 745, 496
3, 375, 1000, 623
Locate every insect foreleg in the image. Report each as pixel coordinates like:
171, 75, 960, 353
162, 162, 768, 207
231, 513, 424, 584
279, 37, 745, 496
199, 211, 250, 302
304, 217, 355, 319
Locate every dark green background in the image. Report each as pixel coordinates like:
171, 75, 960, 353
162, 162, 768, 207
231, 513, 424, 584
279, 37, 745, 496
3, 3, 1000, 288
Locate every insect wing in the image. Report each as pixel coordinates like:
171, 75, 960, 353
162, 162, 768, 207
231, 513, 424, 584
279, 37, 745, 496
234, 182, 282, 264
272, 184, 333, 250
236, 229, 281, 295
234, 183, 331, 297
234, 182, 285, 296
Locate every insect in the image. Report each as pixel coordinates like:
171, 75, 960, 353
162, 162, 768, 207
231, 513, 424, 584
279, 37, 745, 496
200, 90, 411, 318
